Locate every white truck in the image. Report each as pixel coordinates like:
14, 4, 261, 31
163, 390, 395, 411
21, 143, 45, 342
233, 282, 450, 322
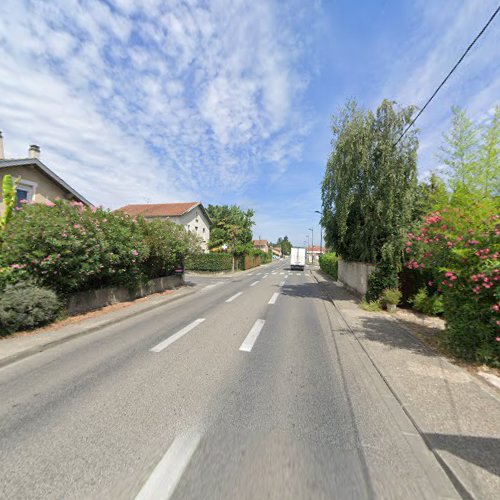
290, 247, 306, 271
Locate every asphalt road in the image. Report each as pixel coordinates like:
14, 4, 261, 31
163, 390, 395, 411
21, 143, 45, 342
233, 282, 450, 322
0, 260, 460, 499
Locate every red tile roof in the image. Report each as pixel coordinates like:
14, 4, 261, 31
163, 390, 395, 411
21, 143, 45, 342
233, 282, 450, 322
252, 240, 269, 246
117, 202, 200, 218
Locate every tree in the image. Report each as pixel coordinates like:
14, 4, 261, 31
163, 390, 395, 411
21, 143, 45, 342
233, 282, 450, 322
412, 172, 449, 222
438, 106, 479, 198
321, 99, 418, 263
478, 105, 500, 197
280, 236, 292, 255
206, 204, 255, 270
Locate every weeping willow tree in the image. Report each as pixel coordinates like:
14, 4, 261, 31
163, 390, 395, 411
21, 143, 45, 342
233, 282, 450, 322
321, 99, 419, 299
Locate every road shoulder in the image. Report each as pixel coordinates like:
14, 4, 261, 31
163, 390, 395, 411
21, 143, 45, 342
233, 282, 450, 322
0, 285, 196, 369
312, 269, 500, 500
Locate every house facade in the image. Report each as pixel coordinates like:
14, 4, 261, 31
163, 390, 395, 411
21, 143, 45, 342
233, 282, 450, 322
306, 245, 327, 263
118, 202, 211, 251
252, 239, 269, 253
0, 134, 91, 214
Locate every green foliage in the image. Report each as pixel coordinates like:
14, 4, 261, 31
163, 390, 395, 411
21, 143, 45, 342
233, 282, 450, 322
319, 252, 338, 279
410, 287, 444, 316
138, 218, 202, 278
321, 99, 418, 267
366, 246, 399, 302
439, 106, 499, 200
206, 204, 255, 253
381, 288, 402, 305
277, 236, 292, 255
0, 175, 18, 230
0, 282, 60, 334
407, 203, 499, 364
185, 253, 233, 272
1, 200, 196, 295
360, 299, 382, 312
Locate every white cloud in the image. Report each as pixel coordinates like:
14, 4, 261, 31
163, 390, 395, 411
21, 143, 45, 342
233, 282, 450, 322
0, 0, 314, 208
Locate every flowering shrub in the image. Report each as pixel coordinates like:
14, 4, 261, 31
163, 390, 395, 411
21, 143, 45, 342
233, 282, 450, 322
1, 200, 197, 296
407, 203, 499, 364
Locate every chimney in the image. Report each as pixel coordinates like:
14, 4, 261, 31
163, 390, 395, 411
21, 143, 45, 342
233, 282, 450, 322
29, 144, 40, 159
0, 131, 4, 160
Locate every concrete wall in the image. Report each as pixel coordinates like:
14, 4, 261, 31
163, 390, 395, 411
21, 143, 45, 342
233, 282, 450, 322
67, 275, 184, 315
338, 260, 375, 297
0, 165, 76, 215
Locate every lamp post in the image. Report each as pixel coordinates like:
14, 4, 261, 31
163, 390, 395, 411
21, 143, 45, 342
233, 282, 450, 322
315, 210, 323, 256
308, 227, 314, 263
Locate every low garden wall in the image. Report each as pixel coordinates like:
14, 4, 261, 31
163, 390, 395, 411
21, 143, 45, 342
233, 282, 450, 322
67, 275, 184, 315
338, 260, 375, 297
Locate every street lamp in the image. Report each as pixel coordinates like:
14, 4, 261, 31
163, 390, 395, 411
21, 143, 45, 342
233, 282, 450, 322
308, 228, 314, 263
315, 210, 323, 256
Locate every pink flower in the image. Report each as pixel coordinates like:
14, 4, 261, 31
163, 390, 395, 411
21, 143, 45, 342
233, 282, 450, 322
406, 241, 412, 246
73, 224, 81, 229
496, 336, 500, 341
428, 281, 434, 286
131, 249, 139, 256
492, 304, 499, 312
45, 201, 55, 207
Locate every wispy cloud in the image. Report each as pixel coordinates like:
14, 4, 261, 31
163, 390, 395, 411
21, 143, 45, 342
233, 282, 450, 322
0, 0, 316, 207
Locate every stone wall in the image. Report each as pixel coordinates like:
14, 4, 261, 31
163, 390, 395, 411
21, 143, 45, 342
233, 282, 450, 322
67, 275, 184, 315
338, 260, 375, 297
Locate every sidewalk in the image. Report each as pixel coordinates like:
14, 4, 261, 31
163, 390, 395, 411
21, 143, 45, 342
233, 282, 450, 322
313, 270, 500, 500
0, 285, 196, 369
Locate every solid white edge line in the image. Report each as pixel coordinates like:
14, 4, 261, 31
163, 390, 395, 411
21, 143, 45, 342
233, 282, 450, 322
268, 292, 279, 304
226, 291, 243, 303
250, 280, 260, 287
135, 431, 201, 500
150, 319, 205, 353
239, 319, 266, 352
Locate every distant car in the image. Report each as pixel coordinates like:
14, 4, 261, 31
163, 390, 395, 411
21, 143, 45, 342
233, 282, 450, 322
290, 247, 306, 271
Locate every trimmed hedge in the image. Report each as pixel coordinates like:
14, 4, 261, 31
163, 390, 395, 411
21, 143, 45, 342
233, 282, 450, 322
185, 253, 233, 272
319, 253, 338, 280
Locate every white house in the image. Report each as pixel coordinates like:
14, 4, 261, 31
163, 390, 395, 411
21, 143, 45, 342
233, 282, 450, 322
118, 202, 211, 251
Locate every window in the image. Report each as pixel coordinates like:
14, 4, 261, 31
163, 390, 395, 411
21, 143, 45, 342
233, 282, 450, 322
202, 228, 205, 233
195, 226, 198, 233
15, 180, 36, 207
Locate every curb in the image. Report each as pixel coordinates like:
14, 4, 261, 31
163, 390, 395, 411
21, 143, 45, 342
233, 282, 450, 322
311, 270, 474, 499
0, 287, 197, 369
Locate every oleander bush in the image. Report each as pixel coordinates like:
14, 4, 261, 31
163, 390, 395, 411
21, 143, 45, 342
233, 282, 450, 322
319, 253, 338, 280
0, 200, 201, 295
407, 203, 499, 364
0, 282, 60, 334
185, 253, 233, 272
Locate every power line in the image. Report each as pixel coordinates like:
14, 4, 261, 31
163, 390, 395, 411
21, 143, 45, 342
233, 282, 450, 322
394, 3, 500, 147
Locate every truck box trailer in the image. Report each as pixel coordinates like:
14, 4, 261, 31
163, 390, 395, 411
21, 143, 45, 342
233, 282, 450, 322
290, 247, 306, 271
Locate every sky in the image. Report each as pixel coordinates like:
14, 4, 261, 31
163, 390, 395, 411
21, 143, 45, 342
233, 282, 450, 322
0, 0, 498, 247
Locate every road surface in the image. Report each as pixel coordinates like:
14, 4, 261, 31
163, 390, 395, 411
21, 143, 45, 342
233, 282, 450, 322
0, 260, 460, 499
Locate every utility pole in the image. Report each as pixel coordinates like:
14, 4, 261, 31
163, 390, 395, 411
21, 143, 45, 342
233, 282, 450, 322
315, 211, 323, 256
308, 228, 314, 263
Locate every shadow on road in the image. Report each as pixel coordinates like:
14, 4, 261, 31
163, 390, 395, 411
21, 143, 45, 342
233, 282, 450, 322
424, 433, 500, 478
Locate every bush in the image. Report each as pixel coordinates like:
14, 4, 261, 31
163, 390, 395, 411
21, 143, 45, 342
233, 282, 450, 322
408, 204, 499, 364
1, 201, 149, 294
185, 253, 233, 272
410, 287, 444, 316
0, 282, 60, 334
360, 299, 382, 312
381, 288, 402, 305
319, 253, 338, 279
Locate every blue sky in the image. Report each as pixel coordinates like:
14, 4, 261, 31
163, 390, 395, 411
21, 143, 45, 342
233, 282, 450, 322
0, 0, 498, 246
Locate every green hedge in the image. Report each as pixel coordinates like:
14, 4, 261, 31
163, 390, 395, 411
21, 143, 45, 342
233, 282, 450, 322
319, 253, 338, 279
185, 253, 233, 272
1, 200, 201, 295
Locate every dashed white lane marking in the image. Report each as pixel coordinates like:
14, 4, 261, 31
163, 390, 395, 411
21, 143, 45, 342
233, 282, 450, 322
239, 319, 266, 352
247, 273, 254, 276
279, 272, 284, 275
256, 272, 262, 275
150, 319, 205, 353
135, 431, 201, 500
272, 272, 277, 275
226, 292, 243, 303
268, 292, 279, 304
201, 282, 222, 292
279, 280, 286, 287
250, 281, 260, 287
262, 274, 269, 279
